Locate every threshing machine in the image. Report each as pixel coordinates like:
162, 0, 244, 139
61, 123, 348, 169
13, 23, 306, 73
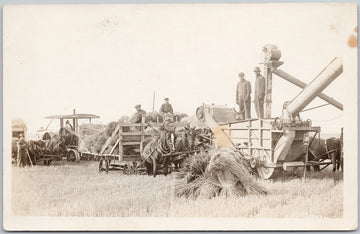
196, 46, 343, 179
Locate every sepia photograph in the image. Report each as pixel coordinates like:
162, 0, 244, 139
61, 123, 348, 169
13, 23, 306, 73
3, 2, 358, 231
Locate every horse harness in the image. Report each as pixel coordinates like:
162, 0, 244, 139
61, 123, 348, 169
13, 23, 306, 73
147, 133, 172, 159
322, 138, 341, 160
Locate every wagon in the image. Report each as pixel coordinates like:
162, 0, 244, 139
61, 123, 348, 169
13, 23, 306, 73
97, 120, 192, 174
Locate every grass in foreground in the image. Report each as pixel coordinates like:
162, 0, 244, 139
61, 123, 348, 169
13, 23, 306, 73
11, 161, 343, 217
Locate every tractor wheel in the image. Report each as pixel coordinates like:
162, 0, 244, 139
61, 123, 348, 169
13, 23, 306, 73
99, 158, 109, 173
256, 167, 274, 180
66, 150, 80, 162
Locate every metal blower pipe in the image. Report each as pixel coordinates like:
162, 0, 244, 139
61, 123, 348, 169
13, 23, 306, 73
286, 57, 343, 115
273, 69, 343, 111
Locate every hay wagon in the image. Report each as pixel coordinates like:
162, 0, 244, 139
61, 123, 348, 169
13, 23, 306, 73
97, 120, 191, 174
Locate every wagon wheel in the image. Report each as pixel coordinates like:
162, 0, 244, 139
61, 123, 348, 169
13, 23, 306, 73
256, 167, 274, 180
123, 163, 136, 175
132, 162, 142, 175
99, 158, 109, 173
123, 164, 130, 175
135, 161, 146, 175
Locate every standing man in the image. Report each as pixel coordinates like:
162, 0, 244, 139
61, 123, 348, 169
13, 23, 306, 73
130, 104, 146, 123
236, 72, 251, 119
17, 134, 27, 167
254, 67, 265, 119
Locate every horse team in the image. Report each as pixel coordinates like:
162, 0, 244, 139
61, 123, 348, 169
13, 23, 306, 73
140, 124, 203, 177
139, 123, 343, 177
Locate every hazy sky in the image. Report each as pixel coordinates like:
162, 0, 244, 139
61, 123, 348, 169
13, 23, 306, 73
4, 3, 357, 134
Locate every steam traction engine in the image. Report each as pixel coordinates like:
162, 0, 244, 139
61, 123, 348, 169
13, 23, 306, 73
196, 46, 343, 179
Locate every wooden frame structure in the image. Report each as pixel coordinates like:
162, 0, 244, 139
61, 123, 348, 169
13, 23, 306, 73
220, 118, 332, 179
97, 121, 187, 173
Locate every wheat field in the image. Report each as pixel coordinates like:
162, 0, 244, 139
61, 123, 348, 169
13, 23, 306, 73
11, 161, 343, 218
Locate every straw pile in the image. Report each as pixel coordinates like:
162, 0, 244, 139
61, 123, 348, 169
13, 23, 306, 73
78, 116, 129, 154
78, 127, 107, 154
175, 147, 267, 199
79, 123, 104, 137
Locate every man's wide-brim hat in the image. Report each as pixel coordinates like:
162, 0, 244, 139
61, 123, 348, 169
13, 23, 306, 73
135, 104, 141, 108
254, 67, 261, 72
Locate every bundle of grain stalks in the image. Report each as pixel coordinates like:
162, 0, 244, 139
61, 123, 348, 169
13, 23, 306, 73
175, 147, 267, 199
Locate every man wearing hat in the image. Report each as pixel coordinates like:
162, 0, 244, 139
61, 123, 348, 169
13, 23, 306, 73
160, 98, 174, 115
160, 98, 174, 123
17, 134, 28, 167
65, 120, 74, 130
254, 67, 265, 119
130, 104, 146, 123
236, 72, 251, 119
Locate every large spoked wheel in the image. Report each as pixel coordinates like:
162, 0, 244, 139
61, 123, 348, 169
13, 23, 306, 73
256, 167, 274, 180
66, 150, 80, 162
99, 158, 109, 173
124, 162, 139, 175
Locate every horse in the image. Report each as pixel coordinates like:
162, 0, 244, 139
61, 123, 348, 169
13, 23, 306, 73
173, 126, 202, 169
324, 137, 342, 172
307, 137, 342, 172
140, 125, 176, 177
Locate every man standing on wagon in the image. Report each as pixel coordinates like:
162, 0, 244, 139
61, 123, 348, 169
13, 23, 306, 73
254, 67, 265, 119
130, 104, 146, 123
236, 72, 251, 119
